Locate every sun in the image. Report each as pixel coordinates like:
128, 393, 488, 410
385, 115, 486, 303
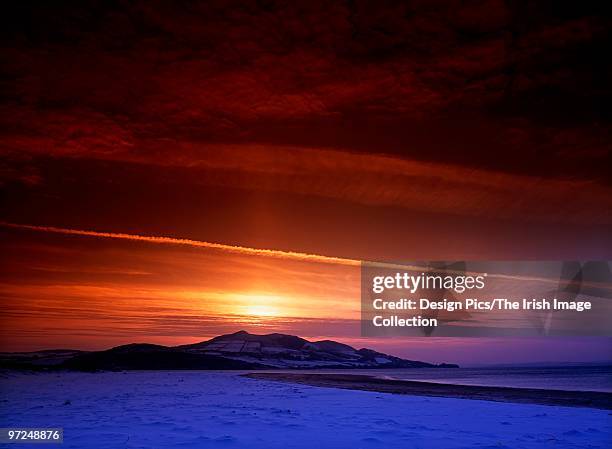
232, 293, 286, 318
244, 304, 279, 317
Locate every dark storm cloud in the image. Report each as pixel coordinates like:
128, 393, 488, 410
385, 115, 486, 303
1, 0, 611, 231
2, 1, 610, 165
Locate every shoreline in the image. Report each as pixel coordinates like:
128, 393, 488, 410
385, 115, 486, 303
245, 372, 612, 410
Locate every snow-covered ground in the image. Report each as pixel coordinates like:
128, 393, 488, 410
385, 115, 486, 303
0, 371, 610, 449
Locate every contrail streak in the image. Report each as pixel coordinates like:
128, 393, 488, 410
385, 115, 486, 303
2, 223, 543, 281
0, 222, 361, 266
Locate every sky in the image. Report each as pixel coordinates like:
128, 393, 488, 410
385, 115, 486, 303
1, 0, 611, 364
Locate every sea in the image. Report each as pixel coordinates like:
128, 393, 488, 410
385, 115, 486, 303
300, 365, 612, 392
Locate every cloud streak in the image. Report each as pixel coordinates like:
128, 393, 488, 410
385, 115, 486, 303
0, 222, 361, 267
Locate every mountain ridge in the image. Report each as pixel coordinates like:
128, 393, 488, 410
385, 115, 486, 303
0, 330, 459, 371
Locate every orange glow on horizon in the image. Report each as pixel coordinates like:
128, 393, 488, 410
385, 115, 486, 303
0, 226, 361, 351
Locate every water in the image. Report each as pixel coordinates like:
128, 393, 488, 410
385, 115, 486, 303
294, 365, 612, 392
369, 366, 612, 392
